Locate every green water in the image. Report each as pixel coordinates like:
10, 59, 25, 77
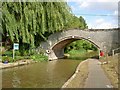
2, 59, 80, 88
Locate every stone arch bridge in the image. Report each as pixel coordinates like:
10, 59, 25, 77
40, 29, 119, 60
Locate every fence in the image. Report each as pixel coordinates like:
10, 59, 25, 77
0, 42, 2, 62
112, 47, 120, 56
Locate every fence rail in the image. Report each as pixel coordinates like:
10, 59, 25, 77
112, 47, 120, 56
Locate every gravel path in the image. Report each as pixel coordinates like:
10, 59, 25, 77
84, 59, 113, 88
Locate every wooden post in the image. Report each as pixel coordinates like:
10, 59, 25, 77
13, 49, 15, 60
112, 50, 114, 56
0, 42, 2, 62
98, 49, 100, 59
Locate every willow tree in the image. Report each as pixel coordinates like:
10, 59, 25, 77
2, 1, 72, 48
79, 16, 88, 29
64, 15, 88, 30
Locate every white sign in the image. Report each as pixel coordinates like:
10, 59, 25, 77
14, 43, 19, 50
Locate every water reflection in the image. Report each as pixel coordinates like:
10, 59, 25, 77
2, 59, 80, 88
12, 70, 21, 88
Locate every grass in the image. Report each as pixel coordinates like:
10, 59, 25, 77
30, 54, 48, 62
100, 54, 119, 88
2, 50, 48, 63
2, 55, 31, 63
67, 49, 99, 60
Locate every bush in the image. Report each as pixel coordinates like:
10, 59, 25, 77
3, 50, 13, 56
31, 54, 48, 62
68, 49, 86, 55
15, 56, 24, 61
2, 50, 48, 62
2, 56, 13, 63
67, 50, 99, 60
15, 51, 21, 56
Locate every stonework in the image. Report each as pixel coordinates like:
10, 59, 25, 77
40, 29, 120, 60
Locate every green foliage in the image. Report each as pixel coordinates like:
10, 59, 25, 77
31, 54, 48, 62
68, 49, 86, 55
15, 56, 24, 61
67, 50, 99, 60
82, 42, 91, 51
2, 2, 89, 62
91, 44, 98, 51
64, 16, 88, 30
2, 56, 13, 63
2, 55, 31, 63
79, 16, 88, 29
64, 39, 99, 60
2, 2, 72, 47
2, 50, 12, 56
15, 50, 21, 56
2, 46, 48, 62
64, 40, 98, 53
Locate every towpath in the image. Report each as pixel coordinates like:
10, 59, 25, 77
84, 59, 113, 88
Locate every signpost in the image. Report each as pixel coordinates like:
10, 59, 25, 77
13, 43, 19, 59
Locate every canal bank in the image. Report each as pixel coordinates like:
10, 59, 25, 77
0, 59, 36, 69
62, 59, 113, 88
2, 58, 113, 88
62, 59, 89, 88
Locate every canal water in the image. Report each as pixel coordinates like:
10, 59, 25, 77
2, 59, 81, 88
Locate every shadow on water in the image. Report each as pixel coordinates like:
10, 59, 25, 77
2, 59, 81, 88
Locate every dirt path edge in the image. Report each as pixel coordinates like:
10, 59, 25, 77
62, 59, 89, 88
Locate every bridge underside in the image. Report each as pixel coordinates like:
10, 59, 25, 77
51, 38, 78, 59
49, 37, 99, 60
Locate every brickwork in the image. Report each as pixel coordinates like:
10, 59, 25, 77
40, 29, 120, 60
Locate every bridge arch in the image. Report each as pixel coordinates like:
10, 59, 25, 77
51, 36, 100, 59
40, 29, 119, 60
52, 36, 100, 50
51, 36, 100, 60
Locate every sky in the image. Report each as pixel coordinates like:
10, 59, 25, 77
67, 0, 119, 29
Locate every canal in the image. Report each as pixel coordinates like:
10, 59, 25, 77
2, 59, 81, 88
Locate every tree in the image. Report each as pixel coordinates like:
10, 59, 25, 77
79, 16, 88, 29
82, 42, 91, 51
64, 40, 98, 53
64, 15, 88, 30
2, 1, 72, 48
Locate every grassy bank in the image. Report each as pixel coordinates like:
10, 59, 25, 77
2, 50, 48, 63
66, 49, 99, 60
100, 54, 119, 88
